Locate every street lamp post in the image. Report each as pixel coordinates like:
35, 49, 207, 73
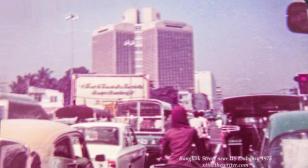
65, 13, 79, 105
65, 13, 79, 77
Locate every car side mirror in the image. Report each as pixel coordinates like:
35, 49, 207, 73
95, 154, 105, 162
287, 2, 308, 33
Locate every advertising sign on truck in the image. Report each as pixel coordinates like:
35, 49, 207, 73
71, 74, 149, 109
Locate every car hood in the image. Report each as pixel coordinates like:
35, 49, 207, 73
87, 143, 121, 160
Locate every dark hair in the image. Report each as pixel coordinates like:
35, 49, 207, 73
198, 111, 205, 117
193, 111, 199, 118
171, 105, 189, 128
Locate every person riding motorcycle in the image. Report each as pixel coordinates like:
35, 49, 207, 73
160, 105, 203, 168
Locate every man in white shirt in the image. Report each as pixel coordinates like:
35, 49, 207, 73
189, 111, 209, 138
189, 110, 211, 157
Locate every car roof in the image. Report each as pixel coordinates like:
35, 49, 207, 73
72, 121, 128, 130
0, 138, 27, 147
0, 119, 77, 158
0, 92, 38, 105
269, 111, 308, 141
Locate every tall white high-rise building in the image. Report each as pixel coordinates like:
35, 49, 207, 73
194, 71, 217, 109
92, 23, 135, 74
92, 8, 194, 91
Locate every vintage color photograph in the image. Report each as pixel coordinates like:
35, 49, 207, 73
0, 0, 308, 168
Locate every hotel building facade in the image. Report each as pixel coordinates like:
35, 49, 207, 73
92, 8, 194, 91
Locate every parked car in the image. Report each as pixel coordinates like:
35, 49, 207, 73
259, 111, 308, 168
0, 138, 40, 168
0, 119, 102, 168
72, 122, 146, 168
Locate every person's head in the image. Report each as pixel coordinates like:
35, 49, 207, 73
193, 111, 199, 118
164, 110, 171, 120
198, 110, 205, 117
171, 105, 189, 128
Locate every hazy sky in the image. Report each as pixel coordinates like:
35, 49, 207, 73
0, 0, 307, 96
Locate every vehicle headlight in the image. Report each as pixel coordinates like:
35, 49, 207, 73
150, 139, 157, 145
138, 138, 148, 145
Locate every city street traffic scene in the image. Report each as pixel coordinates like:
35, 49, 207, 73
0, 0, 308, 168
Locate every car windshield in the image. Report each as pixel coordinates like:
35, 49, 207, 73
77, 126, 119, 145
269, 131, 308, 168
140, 102, 161, 116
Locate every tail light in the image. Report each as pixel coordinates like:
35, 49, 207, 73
107, 160, 116, 168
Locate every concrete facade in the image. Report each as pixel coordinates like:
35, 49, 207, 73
194, 71, 217, 109
27, 86, 64, 114
92, 8, 194, 91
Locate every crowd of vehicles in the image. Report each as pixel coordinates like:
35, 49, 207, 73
3, 86, 308, 168
3, 91, 308, 168
0, 0, 307, 167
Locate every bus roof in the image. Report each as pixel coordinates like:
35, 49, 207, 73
73, 121, 128, 130
116, 98, 172, 110
0, 92, 38, 105
0, 92, 49, 119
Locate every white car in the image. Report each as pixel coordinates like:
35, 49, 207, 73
72, 122, 146, 168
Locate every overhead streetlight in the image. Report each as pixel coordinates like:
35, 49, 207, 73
65, 13, 79, 21
65, 13, 79, 105
65, 13, 79, 77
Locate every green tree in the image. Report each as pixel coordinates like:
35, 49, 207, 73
150, 86, 178, 105
57, 66, 89, 105
10, 75, 29, 94
10, 67, 58, 94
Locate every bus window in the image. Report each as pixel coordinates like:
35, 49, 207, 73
116, 102, 137, 116
114, 99, 172, 132
140, 102, 160, 116
8, 102, 49, 119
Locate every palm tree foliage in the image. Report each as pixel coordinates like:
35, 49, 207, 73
10, 66, 89, 105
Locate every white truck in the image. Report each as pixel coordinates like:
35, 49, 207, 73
0, 92, 49, 119
71, 74, 150, 109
